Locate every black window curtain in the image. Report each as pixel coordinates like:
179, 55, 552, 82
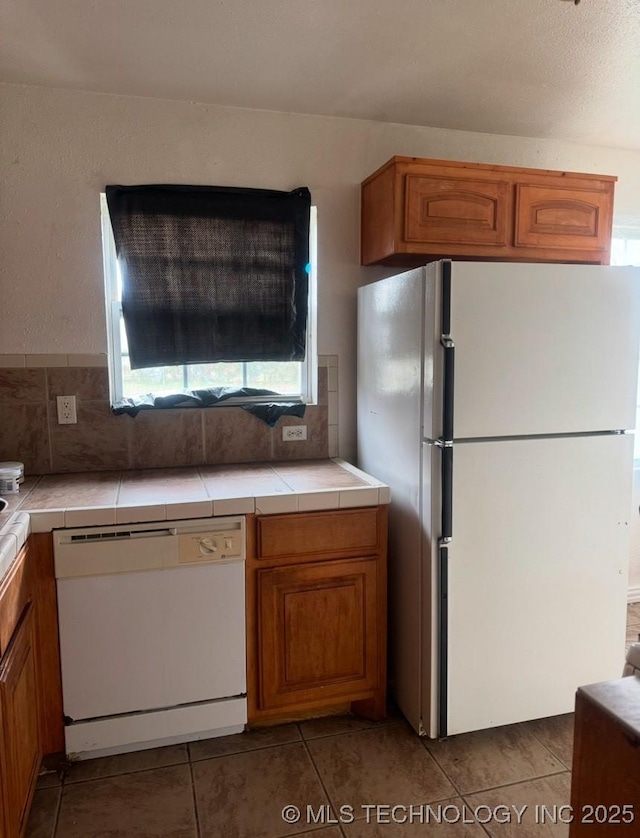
105, 184, 311, 370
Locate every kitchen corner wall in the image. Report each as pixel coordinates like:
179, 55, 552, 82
0, 355, 338, 475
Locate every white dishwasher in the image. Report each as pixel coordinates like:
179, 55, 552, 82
54, 516, 247, 760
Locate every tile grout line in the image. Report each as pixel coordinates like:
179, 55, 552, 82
187, 758, 203, 838
188, 737, 305, 765
60, 755, 188, 786
44, 368, 55, 473
458, 793, 496, 838
299, 726, 337, 817
456, 767, 571, 798
418, 737, 466, 800
300, 718, 404, 743
200, 409, 206, 466
114, 469, 123, 505
49, 779, 64, 838
525, 727, 573, 772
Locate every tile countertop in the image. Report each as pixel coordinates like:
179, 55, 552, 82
0, 459, 390, 583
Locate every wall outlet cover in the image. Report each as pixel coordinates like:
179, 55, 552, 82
282, 425, 307, 441
57, 395, 77, 424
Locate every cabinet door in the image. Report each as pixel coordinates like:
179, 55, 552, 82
0, 606, 41, 838
257, 558, 379, 710
514, 183, 612, 254
404, 174, 510, 247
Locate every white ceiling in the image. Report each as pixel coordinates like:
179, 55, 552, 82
2, 0, 640, 149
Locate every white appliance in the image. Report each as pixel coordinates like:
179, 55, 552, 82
54, 516, 247, 759
358, 260, 640, 739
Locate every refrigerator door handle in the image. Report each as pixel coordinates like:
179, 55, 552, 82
441, 446, 453, 541
438, 540, 449, 739
441, 337, 455, 444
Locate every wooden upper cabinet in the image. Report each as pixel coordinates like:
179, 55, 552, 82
361, 156, 616, 266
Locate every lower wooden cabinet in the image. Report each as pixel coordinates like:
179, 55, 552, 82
247, 506, 388, 723
0, 534, 63, 838
257, 557, 379, 710
0, 605, 41, 838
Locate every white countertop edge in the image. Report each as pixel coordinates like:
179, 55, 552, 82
331, 458, 388, 492
0, 480, 389, 540
0, 464, 390, 581
0, 531, 19, 584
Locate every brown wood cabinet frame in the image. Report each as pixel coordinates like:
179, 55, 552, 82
246, 507, 388, 725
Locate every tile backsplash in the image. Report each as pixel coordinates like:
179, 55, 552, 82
0, 355, 338, 475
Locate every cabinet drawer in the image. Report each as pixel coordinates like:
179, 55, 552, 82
257, 508, 381, 561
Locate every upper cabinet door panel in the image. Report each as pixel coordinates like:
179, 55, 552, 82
515, 183, 612, 252
404, 174, 510, 247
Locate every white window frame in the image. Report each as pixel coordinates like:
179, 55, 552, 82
100, 195, 317, 406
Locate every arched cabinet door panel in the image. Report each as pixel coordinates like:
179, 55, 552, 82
515, 183, 612, 253
405, 175, 510, 247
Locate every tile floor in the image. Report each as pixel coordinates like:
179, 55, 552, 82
27, 604, 640, 838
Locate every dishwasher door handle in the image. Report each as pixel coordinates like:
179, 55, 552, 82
55, 533, 179, 579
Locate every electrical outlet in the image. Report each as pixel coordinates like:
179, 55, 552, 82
57, 395, 77, 425
282, 425, 307, 441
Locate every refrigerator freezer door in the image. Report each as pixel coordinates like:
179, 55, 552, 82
431, 433, 633, 738
448, 262, 640, 438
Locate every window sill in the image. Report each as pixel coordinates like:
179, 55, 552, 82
111, 388, 308, 426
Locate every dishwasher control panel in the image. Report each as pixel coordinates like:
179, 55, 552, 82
178, 529, 243, 564
54, 516, 246, 579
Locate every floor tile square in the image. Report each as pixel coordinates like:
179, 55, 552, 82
192, 741, 328, 838
65, 743, 188, 783
56, 764, 196, 838
424, 723, 565, 794
521, 714, 574, 769
189, 723, 300, 761
464, 772, 572, 837
343, 797, 486, 836
307, 723, 454, 811
25, 788, 60, 838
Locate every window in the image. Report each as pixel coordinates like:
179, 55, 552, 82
100, 194, 317, 406
611, 227, 640, 459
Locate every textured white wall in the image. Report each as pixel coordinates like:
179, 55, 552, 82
3, 82, 640, 477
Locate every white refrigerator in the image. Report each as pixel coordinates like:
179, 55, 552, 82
357, 260, 640, 739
